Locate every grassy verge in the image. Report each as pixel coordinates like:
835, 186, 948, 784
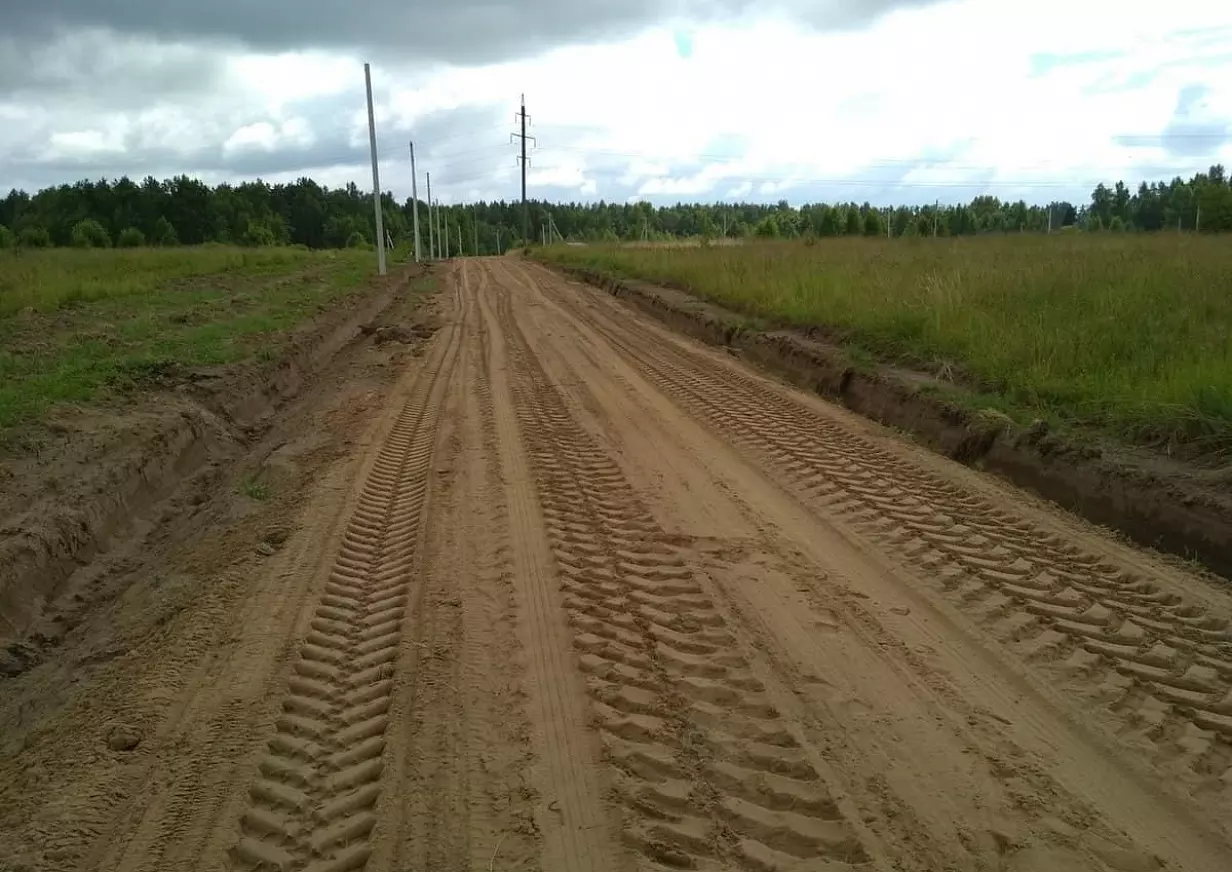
539, 235, 1232, 460
0, 246, 380, 433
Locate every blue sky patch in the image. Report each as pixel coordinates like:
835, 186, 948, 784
1029, 49, 1124, 78
673, 30, 693, 60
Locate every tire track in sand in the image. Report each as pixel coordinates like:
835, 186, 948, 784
486, 265, 873, 871
523, 262, 1232, 807
227, 319, 460, 872
459, 262, 545, 870
475, 264, 620, 872
385, 262, 543, 872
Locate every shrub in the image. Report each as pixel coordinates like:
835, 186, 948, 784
116, 227, 146, 247
152, 216, 179, 246
72, 219, 112, 248
345, 231, 367, 248
18, 226, 51, 248
241, 220, 277, 247
0, 224, 14, 249
862, 210, 884, 237
755, 216, 779, 238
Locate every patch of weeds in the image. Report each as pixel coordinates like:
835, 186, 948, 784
113, 358, 181, 389
842, 345, 879, 374
239, 476, 271, 501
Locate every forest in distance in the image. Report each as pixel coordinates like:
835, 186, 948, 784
1, 164, 1231, 255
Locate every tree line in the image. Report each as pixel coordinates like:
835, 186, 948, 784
1, 165, 1229, 254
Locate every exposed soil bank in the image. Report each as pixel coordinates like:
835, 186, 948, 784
0, 264, 432, 675
542, 261, 1232, 580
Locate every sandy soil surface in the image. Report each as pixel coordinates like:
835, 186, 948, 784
2, 257, 1230, 872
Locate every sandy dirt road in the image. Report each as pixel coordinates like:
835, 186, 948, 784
3, 257, 1231, 872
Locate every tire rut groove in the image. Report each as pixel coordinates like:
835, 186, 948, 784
530, 266, 1232, 799
478, 267, 619, 872
490, 268, 872, 871
227, 325, 457, 872
463, 262, 545, 870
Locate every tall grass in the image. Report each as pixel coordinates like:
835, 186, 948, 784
0, 246, 378, 432
0, 245, 347, 317
544, 235, 1232, 457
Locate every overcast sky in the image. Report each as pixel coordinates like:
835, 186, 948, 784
1, 0, 1230, 207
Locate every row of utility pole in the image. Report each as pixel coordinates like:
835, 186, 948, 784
364, 65, 538, 274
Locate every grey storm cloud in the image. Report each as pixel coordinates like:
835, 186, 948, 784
3, 1, 945, 67
0, 98, 509, 192
0, 30, 227, 105
0, 0, 948, 199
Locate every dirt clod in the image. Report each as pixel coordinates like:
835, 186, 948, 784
1024, 418, 1050, 443
360, 323, 436, 345
106, 724, 142, 752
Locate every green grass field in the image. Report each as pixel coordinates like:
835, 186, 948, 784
0, 246, 381, 433
541, 235, 1232, 459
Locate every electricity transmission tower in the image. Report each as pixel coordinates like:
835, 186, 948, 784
511, 95, 535, 246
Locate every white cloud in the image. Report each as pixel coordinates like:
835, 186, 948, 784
3, 0, 1231, 205
224, 52, 357, 108
222, 118, 316, 154
48, 129, 123, 159
375, 0, 1232, 205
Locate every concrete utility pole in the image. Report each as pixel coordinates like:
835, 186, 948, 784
473, 205, 479, 256
443, 205, 450, 258
496, 227, 502, 254
456, 221, 462, 257
425, 173, 434, 259
363, 63, 387, 276
409, 142, 421, 262
933, 200, 939, 238
512, 95, 535, 245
